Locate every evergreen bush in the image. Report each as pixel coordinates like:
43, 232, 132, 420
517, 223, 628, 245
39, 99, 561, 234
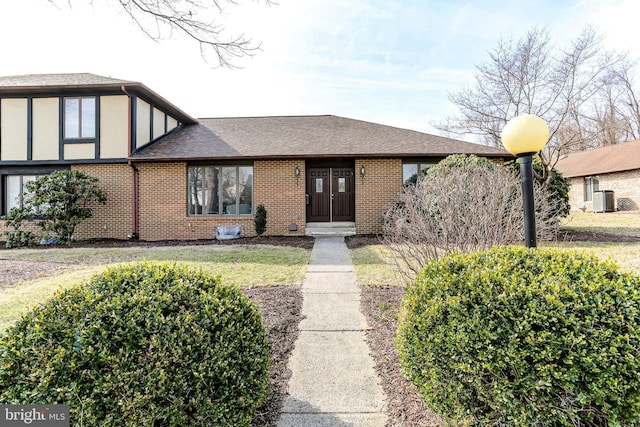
254, 204, 267, 236
0, 262, 271, 426
397, 246, 640, 426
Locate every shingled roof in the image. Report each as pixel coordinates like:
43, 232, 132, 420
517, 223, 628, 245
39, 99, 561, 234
0, 73, 197, 125
132, 115, 509, 161
555, 140, 640, 178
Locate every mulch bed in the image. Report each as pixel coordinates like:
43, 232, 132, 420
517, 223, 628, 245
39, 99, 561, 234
360, 285, 444, 427
243, 286, 303, 427
0, 236, 316, 251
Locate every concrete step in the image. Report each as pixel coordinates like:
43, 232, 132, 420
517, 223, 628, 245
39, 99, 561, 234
305, 222, 356, 236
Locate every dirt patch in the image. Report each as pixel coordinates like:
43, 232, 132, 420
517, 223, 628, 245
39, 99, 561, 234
361, 285, 444, 427
0, 260, 69, 290
556, 229, 640, 243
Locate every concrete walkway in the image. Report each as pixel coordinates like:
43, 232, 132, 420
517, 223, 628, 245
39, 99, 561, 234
277, 236, 387, 426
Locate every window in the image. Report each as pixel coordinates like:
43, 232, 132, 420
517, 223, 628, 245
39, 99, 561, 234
188, 165, 253, 215
403, 162, 435, 186
4, 175, 38, 213
584, 176, 600, 202
64, 97, 96, 139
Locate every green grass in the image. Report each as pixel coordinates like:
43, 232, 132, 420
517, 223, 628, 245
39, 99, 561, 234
0, 245, 311, 332
542, 241, 640, 274
350, 245, 401, 286
561, 211, 640, 237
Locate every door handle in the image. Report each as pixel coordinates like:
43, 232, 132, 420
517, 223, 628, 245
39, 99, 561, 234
305, 194, 309, 205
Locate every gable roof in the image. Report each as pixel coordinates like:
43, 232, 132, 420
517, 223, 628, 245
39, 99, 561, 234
0, 73, 197, 125
132, 115, 509, 161
555, 139, 640, 178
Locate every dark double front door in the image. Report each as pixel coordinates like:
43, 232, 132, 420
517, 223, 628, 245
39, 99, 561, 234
307, 167, 355, 222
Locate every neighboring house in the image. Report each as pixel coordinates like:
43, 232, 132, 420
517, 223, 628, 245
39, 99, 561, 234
555, 140, 640, 212
0, 73, 508, 240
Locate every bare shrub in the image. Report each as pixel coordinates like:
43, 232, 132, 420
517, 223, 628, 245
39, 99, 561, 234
383, 163, 558, 283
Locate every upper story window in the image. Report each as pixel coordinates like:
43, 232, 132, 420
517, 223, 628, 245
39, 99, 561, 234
64, 97, 96, 139
584, 176, 599, 202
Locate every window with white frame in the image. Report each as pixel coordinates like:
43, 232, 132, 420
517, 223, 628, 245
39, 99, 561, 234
402, 162, 436, 186
64, 97, 96, 139
188, 165, 253, 215
4, 175, 39, 213
584, 176, 599, 202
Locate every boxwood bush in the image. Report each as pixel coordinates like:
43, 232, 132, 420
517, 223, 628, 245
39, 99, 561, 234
397, 246, 640, 426
0, 262, 271, 426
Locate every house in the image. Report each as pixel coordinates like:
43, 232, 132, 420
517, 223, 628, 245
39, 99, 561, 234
0, 73, 508, 240
556, 140, 640, 212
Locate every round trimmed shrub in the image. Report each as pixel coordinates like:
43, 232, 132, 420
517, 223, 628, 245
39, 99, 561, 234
397, 246, 640, 426
0, 262, 271, 426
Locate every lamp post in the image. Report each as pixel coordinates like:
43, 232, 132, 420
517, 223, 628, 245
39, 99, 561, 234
501, 114, 549, 248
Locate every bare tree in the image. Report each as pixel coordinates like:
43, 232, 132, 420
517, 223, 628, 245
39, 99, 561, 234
382, 163, 558, 284
434, 26, 633, 183
48, 0, 274, 67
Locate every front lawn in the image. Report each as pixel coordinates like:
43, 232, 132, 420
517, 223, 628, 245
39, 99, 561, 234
0, 244, 311, 331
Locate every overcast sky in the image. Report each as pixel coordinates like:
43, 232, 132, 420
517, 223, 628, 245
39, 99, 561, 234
1, 0, 639, 135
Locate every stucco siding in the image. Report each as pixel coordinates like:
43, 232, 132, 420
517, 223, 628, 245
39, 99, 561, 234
0, 98, 28, 161
32, 97, 59, 161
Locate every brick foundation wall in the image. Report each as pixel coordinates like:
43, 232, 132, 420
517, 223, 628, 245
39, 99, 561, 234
254, 159, 306, 236
568, 170, 640, 212
355, 158, 403, 235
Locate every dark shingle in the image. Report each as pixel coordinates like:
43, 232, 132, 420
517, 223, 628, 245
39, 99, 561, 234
133, 115, 509, 160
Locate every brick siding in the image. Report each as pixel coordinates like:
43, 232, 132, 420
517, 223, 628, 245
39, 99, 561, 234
568, 169, 640, 212
137, 162, 257, 241
1, 158, 406, 242
137, 161, 305, 241
72, 164, 133, 240
355, 158, 403, 235
254, 160, 307, 236
0, 164, 132, 242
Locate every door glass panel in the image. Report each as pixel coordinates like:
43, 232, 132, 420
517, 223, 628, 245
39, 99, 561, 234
338, 177, 346, 193
315, 178, 323, 193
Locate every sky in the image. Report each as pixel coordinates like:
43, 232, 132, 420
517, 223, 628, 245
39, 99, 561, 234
1, 0, 639, 136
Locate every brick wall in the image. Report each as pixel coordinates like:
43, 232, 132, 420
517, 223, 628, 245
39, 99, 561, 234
254, 159, 307, 236
355, 158, 403, 234
73, 164, 133, 240
568, 169, 640, 212
137, 162, 257, 240
0, 164, 132, 241
136, 160, 307, 240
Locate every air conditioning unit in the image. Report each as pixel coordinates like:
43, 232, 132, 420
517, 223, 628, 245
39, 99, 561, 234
593, 190, 615, 212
